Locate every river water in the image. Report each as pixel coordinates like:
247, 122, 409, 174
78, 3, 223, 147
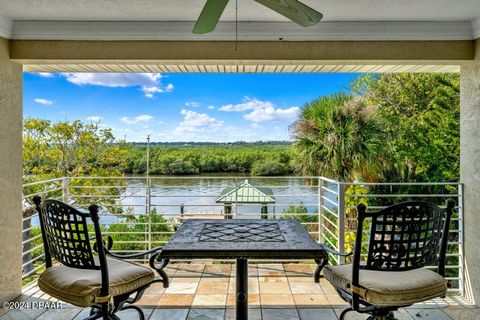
117, 175, 320, 220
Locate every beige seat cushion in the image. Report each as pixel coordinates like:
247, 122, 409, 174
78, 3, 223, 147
38, 257, 155, 307
323, 264, 446, 307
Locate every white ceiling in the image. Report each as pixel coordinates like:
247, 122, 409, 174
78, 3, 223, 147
0, 0, 479, 40
1, 0, 479, 22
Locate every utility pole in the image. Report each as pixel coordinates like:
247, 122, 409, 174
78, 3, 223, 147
146, 135, 150, 178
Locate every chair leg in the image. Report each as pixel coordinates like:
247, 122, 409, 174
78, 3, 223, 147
367, 311, 397, 320
121, 305, 145, 320
89, 305, 101, 316
339, 307, 353, 320
83, 312, 104, 320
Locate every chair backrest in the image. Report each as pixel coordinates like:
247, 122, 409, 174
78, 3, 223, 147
33, 198, 98, 270
358, 200, 455, 273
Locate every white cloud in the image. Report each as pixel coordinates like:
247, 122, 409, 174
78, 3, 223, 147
207, 105, 215, 110
34, 98, 54, 105
86, 116, 103, 122
218, 97, 273, 112
121, 114, 154, 124
61, 73, 174, 98
244, 105, 299, 123
35, 72, 54, 78
175, 109, 223, 132
185, 101, 200, 108
218, 97, 299, 122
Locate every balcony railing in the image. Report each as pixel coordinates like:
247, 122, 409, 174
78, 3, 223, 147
21, 176, 463, 295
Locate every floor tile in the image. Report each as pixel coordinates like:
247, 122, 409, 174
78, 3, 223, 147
204, 264, 231, 274
259, 276, 288, 283
443, 306, 480, 320
0, 308, 47, 320
197, 281, 229, 294
225, 308, 262, 320
260, 294, 296, 307
115, 308, 154, 320
333, 308, 416, 320
32, 308, 81, 320
186, 308, 225, 320
298, 308, 337, 320
293, 294, 330, 307
284, 264, 314, 273
406, 308, 453, 320
262, 308, 300, 320
289, 282, 323, 294
326, 294, 349, 307
287, 276, 316, 283
158, 294, 194, 307
149, 282, 168, 293
137, 293, 161, 305
150, 308, 189, 320
259, 282, 291, 294
171, 277, 202, 284
165, 282, 199, 294
191, 294, 227, 308
199, 277, 230, 283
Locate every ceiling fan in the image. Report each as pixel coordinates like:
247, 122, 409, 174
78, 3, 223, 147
192, 0, 323, 34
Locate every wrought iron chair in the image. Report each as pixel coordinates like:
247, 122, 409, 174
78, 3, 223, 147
324, 199, 455, 320
32, 197, 169, 320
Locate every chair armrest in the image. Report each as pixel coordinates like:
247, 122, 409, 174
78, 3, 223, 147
104, 245, 163, 259
91, 234, 163, 259
320, 244, 353, 257
90, 234, 114, 250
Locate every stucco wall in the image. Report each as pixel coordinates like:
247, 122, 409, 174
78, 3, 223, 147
0, 37, 23, 302
461, 60, 480, 304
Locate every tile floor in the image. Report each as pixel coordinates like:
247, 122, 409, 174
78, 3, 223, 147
1, 263, 476, 320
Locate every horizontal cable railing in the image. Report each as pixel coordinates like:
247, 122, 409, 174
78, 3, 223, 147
21, 176, 464, 296
321, 179, 463, 294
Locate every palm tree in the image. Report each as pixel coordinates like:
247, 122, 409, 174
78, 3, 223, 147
290, 93, 386, 182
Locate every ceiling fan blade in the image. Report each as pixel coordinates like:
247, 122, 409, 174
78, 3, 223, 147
254, 0, 322, 27
193, 0, 230, 34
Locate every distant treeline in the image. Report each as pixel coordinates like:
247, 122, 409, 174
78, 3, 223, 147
124, 145, 294, 175
121, 141, 293, 147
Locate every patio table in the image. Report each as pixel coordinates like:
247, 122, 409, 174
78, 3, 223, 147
152, 219, 330, 320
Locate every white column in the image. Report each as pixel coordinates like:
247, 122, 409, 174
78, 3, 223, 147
0, 37, 23, 302
460, 58, 480, 304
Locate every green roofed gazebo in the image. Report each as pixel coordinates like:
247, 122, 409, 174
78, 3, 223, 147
216, 179, 276, 219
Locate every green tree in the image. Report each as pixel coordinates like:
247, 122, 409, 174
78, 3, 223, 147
23, 118, 127, 178
353, 74, 460, 183
291, 93, 387, 181
251, 160, 289, 176
22, 118, 128, 282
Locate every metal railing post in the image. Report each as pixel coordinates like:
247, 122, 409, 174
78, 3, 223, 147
147, 177, 152, 251
458, 183, 465, 297
234, 179, 238, 218
337, 182, 346, 264
62, 177, 70, 203
318, 177, 324, 243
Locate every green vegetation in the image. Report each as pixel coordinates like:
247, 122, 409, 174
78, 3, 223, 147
291, 73, 459, 184
291, 93, 387, 181
280, 202, 319, 238
354, 73, 460, 184
124, 145, 294, 176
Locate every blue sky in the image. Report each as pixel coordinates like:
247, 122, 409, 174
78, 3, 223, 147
23, 72, 360, 142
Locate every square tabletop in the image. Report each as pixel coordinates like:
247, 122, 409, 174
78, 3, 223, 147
160, 219, 328, 260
